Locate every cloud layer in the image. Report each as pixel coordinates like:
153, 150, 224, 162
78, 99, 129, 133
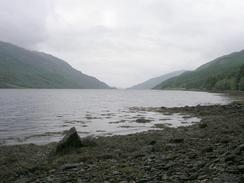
1, 0, 244, 87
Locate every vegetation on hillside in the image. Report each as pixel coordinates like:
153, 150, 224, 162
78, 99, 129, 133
0, 41, 110, 89
154, 50, 244, 91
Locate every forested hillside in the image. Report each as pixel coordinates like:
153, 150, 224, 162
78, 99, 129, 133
154, 50, 244, 91
0, 41, 111, 89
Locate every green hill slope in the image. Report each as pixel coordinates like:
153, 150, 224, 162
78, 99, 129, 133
0, 41, 110, 89
154, 50, 244, 91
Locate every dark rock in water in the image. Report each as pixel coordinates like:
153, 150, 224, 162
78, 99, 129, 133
136, 118, 151, 123
56, 127, 82, 153
154, 123, 168, 129
199, 123, 208, 129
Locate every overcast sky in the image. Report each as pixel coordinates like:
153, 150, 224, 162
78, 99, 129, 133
1, 0, 244, 88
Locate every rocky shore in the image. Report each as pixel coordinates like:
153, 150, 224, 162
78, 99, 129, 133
0, 102, 244, 183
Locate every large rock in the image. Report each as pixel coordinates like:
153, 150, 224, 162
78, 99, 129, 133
56, 127, 82, 153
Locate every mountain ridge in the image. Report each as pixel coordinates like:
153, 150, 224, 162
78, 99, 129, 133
0, 41, 111, 89
128, 70, 186, 90
154, 50, 244, 91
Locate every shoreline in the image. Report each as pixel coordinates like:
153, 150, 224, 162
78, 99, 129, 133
1, 102, 244, 182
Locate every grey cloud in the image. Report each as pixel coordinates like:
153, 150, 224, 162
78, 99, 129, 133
0, 0, 51, 48
1, 0, 244, 87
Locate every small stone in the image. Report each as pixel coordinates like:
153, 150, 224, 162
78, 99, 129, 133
60, 163, 80, 171
169, 138, 184, 143
47, 176, 54, 181
225, 154, 236, 162
148, 140, 156, 145
48, 169, 56, 173
237, 165, 244, 172
239, 144, 244, 151
179, 175, 189, 180
77, 178, 83, 183
112, 171, 119, 175
137, 179, 148, 183
198, 175, 207, 180
235, 144, 244, 155
240, 175, 244, 183
202, 146, 213, 153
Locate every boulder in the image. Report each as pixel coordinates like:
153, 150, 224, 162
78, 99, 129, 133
56, 127, 82, 153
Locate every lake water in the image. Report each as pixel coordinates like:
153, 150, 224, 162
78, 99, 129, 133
0, 89, 232, 145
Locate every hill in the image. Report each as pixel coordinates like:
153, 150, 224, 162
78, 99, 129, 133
154, 50, 244, 91
128, 70, 186, 90
0, 41, 110, 89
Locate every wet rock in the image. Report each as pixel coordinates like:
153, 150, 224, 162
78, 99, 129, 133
135, 118, 151, 123
239, 144, 244, 151
198, 175, 208, 180
112, 170, 119, 175
202, 146, 213, 153
148, 140, 156, 145
137, 179, 148, 183
237, 165, 244, 172
199, 123, 208, 129
60, 163, 81, 171
97, 154, 114, 160
154, 123, 168, 128
240, 175, 244, 183
225, 154, 236, 162
218, 137, 230, 144
80, 136, 97, 147
179, 174, 189, 181
56, 127, 82, 153
235, 144, 244, 155
169, 138, 184, 143
141, 145, 154, 153
49, 169, 56, 173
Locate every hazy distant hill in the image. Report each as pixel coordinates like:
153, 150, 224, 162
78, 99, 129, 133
128, 70, 186, 90
154, 50, 244, 91
0, 41, 110, 89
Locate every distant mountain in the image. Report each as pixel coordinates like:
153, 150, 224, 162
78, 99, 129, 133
0, 41, 111, 89
128, 70, 186, 90
154, 50, 244, 91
